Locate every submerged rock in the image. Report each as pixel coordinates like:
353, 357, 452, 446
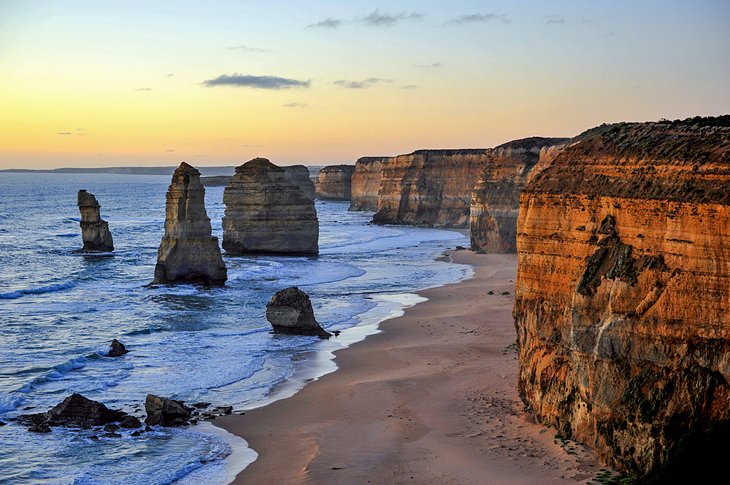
144, 394, 192, 427
265, 287, 331, 337
77, 190, 114, 252
153, 162, 227, 285
106, 339, 128, 357
222, 158, 319, 255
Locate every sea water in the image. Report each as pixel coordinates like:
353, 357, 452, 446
0, 172, 471, 484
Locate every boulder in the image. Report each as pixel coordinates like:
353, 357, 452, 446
144, 394, 192, 427
119, 415, 142, 429
106, 339, 128, 357
265, 287, 331, 337
153, 162, 227, 285
19, 393, 127, 429
77, 190, 114, 252
222, 158, 319, 255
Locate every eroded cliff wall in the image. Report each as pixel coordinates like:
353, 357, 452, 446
372, 150, 489, 227
469, 138, 568, 253
514, 117, 730, 478
315, 165, 355, 200
349, 157, 390, 212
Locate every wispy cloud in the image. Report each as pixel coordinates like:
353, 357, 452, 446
165, 73, 174, 78
227, 44, 269, 53
307, 17, 344, 29
57, 132, 72, 135
359, 9, 423, 27
400, 84, 419, 89
282, 102, 309, 108
202, 74, 311, 89
166, 149, 175, 152
414, 62, 442, 68
135, 87, 152, 91
333, 78, 392, 89
446, 13, 510, 25
544, 15, 566, 25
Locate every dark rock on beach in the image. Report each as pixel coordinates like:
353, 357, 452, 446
144, 394, 192, 427
266, 287, 332, 338
106, 339, 129, 357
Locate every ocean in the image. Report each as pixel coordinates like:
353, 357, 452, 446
0, 172, 472, 484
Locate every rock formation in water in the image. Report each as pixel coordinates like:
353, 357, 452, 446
514, 116, 730, 480
266, 287, 331, 337
77, 190, 114, 252
315, 164, 356, 200
222, 158, 319, 255
283, 165, 316, 201
106, 339, 129, 357
469, 138, 568, 253
19, 393, 128, 431
349, 156, 390, 211
153, 162, 227, 285
145, 395, 192, 427
372, 149, 490, 227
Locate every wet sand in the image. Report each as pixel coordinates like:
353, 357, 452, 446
216, 251, 601, 484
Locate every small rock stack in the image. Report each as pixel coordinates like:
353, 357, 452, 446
77, 190, 114, 252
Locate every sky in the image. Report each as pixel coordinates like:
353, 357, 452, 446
0, 0, 728, 168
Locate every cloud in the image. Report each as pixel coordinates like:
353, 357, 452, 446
282, 102, 309, 108
202, 74, 311, 89
166, 149, 175, 152
135, 87, 152, 91
414, 62, 442, 68
308, 17, 344, 28
227, 44, 269, 53
57, 132, 72, 135
400, 84, 419, 89
446, 13, 510, 25
544, 15, 566, 25
333, 78, 392, 89
360, 9, 423, 27
166, 73, 174, 77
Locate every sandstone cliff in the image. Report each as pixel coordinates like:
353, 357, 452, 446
153, 162, 227, 285
514, 117, 730, 479
200, 176, 232, 187
222, 158, 319, 255
315, 164, 355, 200
372, 149, 490, 227
77, 190, 114, 252
469, 138, 568, 253
283, 165, 316, 201
349, 156, 390, 212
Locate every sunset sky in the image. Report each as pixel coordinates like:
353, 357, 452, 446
1, 0, 728, 168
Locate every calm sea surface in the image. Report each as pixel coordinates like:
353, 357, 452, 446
0, 172, 470, 484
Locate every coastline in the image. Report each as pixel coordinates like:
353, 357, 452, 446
216, 251, 602, 483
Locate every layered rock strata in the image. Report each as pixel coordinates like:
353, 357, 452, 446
372, 149, 490, 227
315, 164, 355, 200
223, 158, 319, 255
283, 165, 316, 201
514, 117, 730, 478
266, 287, 331, 337
200, 176, 232, 187
77, 190, 114, 252
349, 156, 390, 211
470, 138, 568, 253
153, 162, 227, 285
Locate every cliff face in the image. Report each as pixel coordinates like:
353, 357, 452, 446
283, 165, 316, 201
372, 150, 490, 228
153, 162, 227, 285
223, 158, 319, 255
349, 157, 390, 212
514, 117, 730, 478
315, 165, 355, 200
469, 138, 568, 253
77, 190, 114, 252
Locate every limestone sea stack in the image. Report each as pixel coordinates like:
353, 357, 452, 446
153, 162, 227, 285
349, 156, 390, 212
265, 287, 331, 337
372, 149, 489, 228
222, 158, 319, 255
283, 165, 316, 201
469, 137, 568, 253
514, 117, 730, 480
315, 164, 355, 200
77, 190, 114, 252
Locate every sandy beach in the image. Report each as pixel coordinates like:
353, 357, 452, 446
217, 251, 602, 484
